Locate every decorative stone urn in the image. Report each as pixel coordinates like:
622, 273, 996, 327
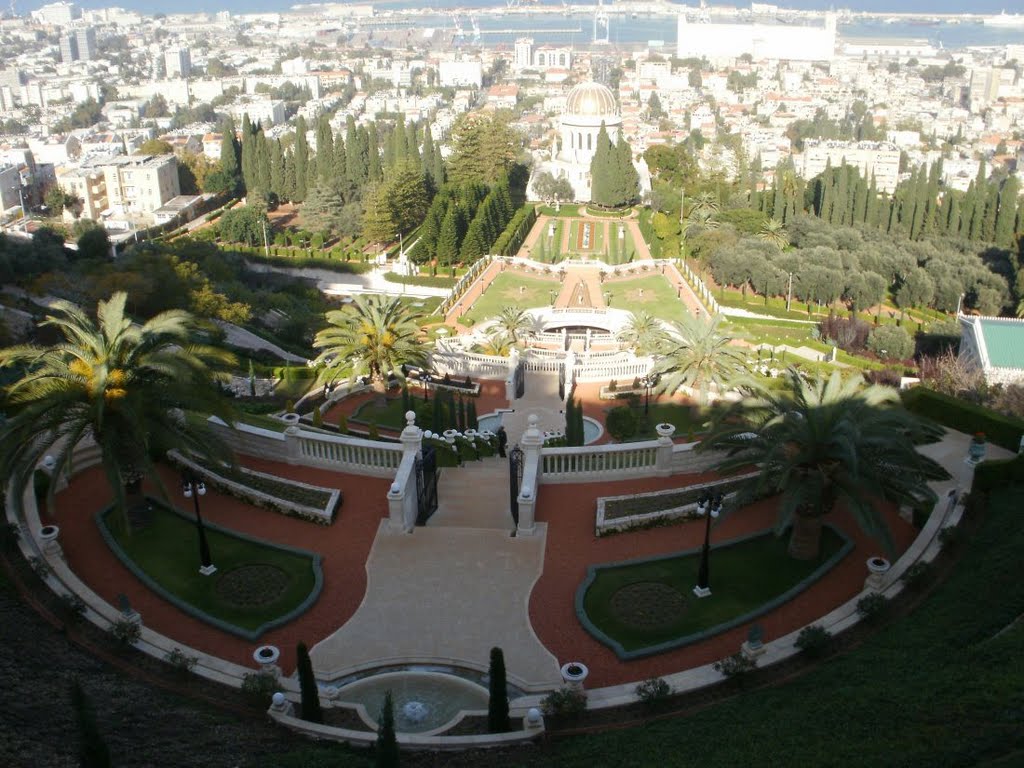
865, 556, 891, 592
967, 433, 987, 463
38, 525, 61, 558
280, 412, 300, 426
655, 423, 676, 439
560, 662, 589, 691
253, 645, 281, 675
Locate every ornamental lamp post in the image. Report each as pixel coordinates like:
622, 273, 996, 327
182, 474, 216, 575
693, 491, 722, 598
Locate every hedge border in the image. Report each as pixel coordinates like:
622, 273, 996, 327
575, 524, 853, 660
902, 387, 1024, 452
95, 499, 324, 642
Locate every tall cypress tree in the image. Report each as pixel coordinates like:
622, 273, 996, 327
219, 116, 241, 193
960, 181, 976, 238
981, 182, 1000, 242
70, 680, 111, 768
614, 136, 639, 207
589, 122, 614, 206
367, 122, 383, 182
293, 115, 310, 203
995, 175, 1020, 248
240, 113, 255, 194
270, 138, 284, 200
487, 647, 510, 733
375, 691, 400, 768
436, 207, 460, 266
296, 642, 323, 723
316, 115, 334, 186
406, 120, 420, 167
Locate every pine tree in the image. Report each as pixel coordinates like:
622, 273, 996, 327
296, 642, 323, 723
375, 691, 400, 768
362, 183, 398, 244
460, 214, 488, 262
436, 207, 460, 266
487, 647, 510, 733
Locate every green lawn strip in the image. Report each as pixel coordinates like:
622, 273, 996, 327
98, 502, 321, 639
580, 527, 847, 655
201, 463, 335, 511
603, 274, 688, 324
461, 272, 558, 325
538, 203, 581, 217
601, 474, 753, 521
602, 402, 715, 441
350, 396, 407, 430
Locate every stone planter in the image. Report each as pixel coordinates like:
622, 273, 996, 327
865, 556, 891, 592
39, 524, 62, 557
967, 438, 986, 463
280, 413, 300, 426
253, 645, 280, 675
559, 662, 589, 691
656, 423, 676, 440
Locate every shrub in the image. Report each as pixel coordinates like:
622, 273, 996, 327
285, 399, 295, 414
634, 677, 672, 711
938, 524, 964, 550
165, 647, 198, 676
311, 408, 323, 428
819, 315, 870, 352
110, 618, 141, 647
901, 561, 933, 591
28, 556, 50, 578
867, 325, 914, 360
540, 686, 588, 719
58, 592, 87, 623
376, 690, 400, 768
713, 653, 756, 680
608, 379, 617, 392
337, 413, 348, 434
241, 671, 278, 706
795, 624, 833, 658
606, 405, 638, 440
1, 521, 20, 552
856, 592, 889, 623
368, 422, 380, 440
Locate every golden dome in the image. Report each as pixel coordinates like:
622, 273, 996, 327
564, 81, 619, 118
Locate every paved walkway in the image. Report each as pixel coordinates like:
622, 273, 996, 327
554, 266, 604, 309
498, 371, 565, 446
310, 521, 560, 690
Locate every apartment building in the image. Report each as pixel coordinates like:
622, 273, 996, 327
798, 139, 901, 193
57, 167, 107, 221
88, 154, 180, 217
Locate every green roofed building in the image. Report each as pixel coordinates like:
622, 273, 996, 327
958, 315, 1024, 386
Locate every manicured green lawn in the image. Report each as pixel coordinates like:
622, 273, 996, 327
603, 274, 689, 324
582, 528, 845, 652
461, 272, 558, 325
604, 401, 718, 441
351, 396, 407, 429
101, 503, 319, 635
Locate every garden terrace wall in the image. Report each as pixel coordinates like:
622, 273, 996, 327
595, 472, 758, 536
169, 450, 341, 524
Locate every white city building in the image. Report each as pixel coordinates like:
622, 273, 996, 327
677, 13, 836, 62
798, 139, 901, 193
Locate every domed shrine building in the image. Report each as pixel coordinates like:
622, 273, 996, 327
530, 80, 648, 203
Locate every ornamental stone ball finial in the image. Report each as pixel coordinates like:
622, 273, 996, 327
405, 410, 416, 426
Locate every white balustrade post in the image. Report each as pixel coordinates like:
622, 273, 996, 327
517, 414, 544, 536
388, 410, 422, 532
284, 425, 301, 464
506, 347, 520, 401
400, 409, 423, 457
655, 423, 676, 475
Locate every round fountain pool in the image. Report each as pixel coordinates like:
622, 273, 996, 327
478, 413, 603, 444
336, 671, 489, 734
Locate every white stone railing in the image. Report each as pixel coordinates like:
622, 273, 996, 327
208, 418, 402, 478
430, 350, 511, 378
573, 357, 654, 383
541, 442, 659, 481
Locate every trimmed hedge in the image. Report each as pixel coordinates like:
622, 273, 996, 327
238, 249, 373, 274
973, 454, 1024, 492
493, 204, 538, 256
901, 387, 1024, 452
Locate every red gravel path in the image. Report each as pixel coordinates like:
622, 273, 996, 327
529, 475, 916, 688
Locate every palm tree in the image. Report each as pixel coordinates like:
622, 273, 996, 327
495, 307, 531, 343
702, 369, 948, 560
617, 312, 667, 356
0, 293, 236, 518
653, 314, 750, 405
690, 192, 720, 220
757, 218, 789, 250
313, 295, 425, 403
473, 329, 515, 357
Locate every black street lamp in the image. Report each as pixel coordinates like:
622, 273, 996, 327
693, 491, 722, 598
182, 474, 216, 575
640, 374, 658, 416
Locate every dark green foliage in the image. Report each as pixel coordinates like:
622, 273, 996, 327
77, 227, 111, 261
794, 625, 833, 658
901, 388, 1024, 452
487, 647, 511, 733
856, 592, 890, 623
70, 679, 111, 768
605, 405, 638, 441
541, 686, 588, 719
467, 399, 478, 430
375, 691, 400, 768
296, 642, 323, 723
635, 677, 672, 711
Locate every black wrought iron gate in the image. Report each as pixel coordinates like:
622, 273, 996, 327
513, 360, 526, 399
415, 445, 438, 526
508, 444, 523, 528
